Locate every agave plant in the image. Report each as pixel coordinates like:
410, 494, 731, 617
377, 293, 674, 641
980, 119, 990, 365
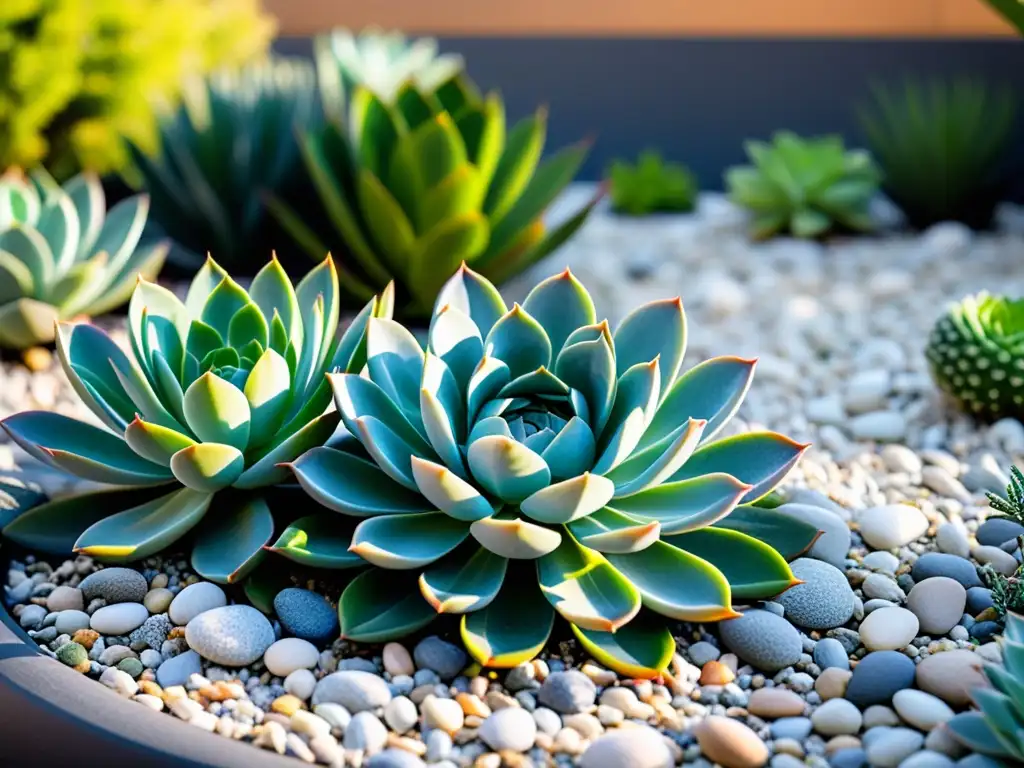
926, 292, 1024, 421
268, 32, 599, 318
0, 167, 166, 348
277, 265, 818, 676
947, 612, 1024, 759
607, 151, 697, 216
725, 131, 881, 240
0, 255, 390, 583
128, 57, 323, 273
858, 78, 1016, 230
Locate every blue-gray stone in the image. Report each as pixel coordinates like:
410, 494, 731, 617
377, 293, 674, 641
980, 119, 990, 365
5, 578, 33, 607
156, 649, 201, 687
830, 748, 868, 768
970, 621, 1001, 641
129, 613, 171, 651
976, 518, 1024, 547
813, 638, 851, 671
273, 588, 339, 645
911, 553, 982, 589
366, 749, 426, 768
966, 587, 995, 615
773, 504, 851, 568
775, 559, 856, 629
413, 636, 467, 680
313, 670, 392, 712
844, 651, 916, 707
771, 717, 813, 740
339, 657, 378, 673
79, 568, 148, 604
537, 670, 596, 714
718, 609, 802, 672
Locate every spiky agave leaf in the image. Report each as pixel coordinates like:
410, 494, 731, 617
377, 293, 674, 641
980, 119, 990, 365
289, 265, 815, 677
926, 292, 1024, 422
0, 167, 167, 348
0, 254, 392, 583
270, 30, 600, 316
725, 131, 880, 240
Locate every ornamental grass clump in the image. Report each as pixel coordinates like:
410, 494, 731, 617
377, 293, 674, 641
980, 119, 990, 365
279, 265, 819, 676
0, 167, 166, 348
1, 255, 390, 584
926, 292, 1024, 421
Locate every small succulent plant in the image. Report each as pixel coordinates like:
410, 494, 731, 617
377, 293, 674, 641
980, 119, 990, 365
129, 57, 323, 274
926, 292, 1024, 421
725, 131, 881, 240
1, 255, 390, 584
607, 151, 697, 216
0, 167, 167, 348
858, 78, 1016, 230
269, 31, 599, 317
280, 265, 818, 676
947, 611, 1024, 760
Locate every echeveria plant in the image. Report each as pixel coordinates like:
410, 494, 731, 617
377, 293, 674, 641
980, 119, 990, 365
279, 265, 817, 676
1, 255, 390, 583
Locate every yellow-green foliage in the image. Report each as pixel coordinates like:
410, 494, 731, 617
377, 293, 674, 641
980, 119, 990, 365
0, 0, 275, 179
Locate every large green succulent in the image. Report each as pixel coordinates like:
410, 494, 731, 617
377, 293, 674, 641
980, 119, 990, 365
279, 265, 817, 676
858, 78, 1016, 230
947, 612, 1024, 759
0, 255, 390, 583
926, 292, 1024, 421
726, 131, 881, 240
0, 167, 166, 348
128, 57, 323, 274
269, 32, 599, 317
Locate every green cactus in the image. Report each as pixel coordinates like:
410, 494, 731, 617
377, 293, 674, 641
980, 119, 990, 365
725, 131, 881, 240
281, 265, 818, 676
926, 292, 1024, 421
269, 29, 599, 318
0, 255, 390, 584
0, 168, 167, 348
128, 57, 324, 274
947, 612, 1024, 760
607, 151, 697, 216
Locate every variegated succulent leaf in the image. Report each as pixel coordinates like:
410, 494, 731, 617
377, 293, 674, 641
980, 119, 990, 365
0, 254, 391, 583
288, 264, 813, 676
0, 167, 168, 348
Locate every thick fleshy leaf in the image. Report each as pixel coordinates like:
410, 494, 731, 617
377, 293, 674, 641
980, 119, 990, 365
329, 373, 432, 455
128, 279, 188, 375
461, 574, 555, 668
292, 256, 340, 399
467, 435, 551, 503
73, 488, 213, 561
182, 372, 251, 452
606, 542, 738, 622
410, 456, 495, 521
170, 443, 245, 492
358, 169, 415, 275
640, 356, 758, 451
243, 348, 292, 449
667, 527, 798, 599
353, 416, 423, 491
498, 367, 569, 399
0, 250, 34, 304
201, 276, 251, 340
124, 417, 196, 466
365, 317, 425, 424
90, 194, 149, 275
0, 298, 59, 348
971, 689, 1024, 755
714, 505, 821, 561
482, 110, 545, 223
613, 297, 686, 392
592, 359, 661, 475
37, 192, 80, 273
234, 411, 341, 489
538, 533, 641, 631
572, 621, 676, 679
608, 473, 752, 535
520, 473, 615, 525
466, 356, 511, 424
419, 541, 509, 613
339, 569, 437, 642
540, 416, 596, 480
350, 512, 469, 569
946, 712, 1015, 759
408, 217, 485, 309
521, 269, 596, 359
433, 263, 507, 338
428, 304, 484, 395
0, 227, 53, 293
484, 304, 552, 379
568, 507, 661, 554
249, 255, 301, 349
668, 432, 809, 504
470, 511, 562, 559
269, 514, 363, 569
420, 352, 467, 472
290, 446, 432, 516
227, 302, 270, 351
555, 325, 616, 437
191, 496, 275, 584
2, 411, 172, 485
3, 487, 167, 554
606, 418, 706, 498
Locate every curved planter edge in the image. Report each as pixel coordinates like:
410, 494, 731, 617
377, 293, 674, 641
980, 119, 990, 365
0, 600, 299, 768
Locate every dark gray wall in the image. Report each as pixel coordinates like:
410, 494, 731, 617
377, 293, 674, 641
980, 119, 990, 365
277, 36, 1024, 194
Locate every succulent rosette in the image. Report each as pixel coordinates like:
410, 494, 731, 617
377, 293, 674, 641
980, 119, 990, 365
1, 255, 390, 583
280, 266, 817, 676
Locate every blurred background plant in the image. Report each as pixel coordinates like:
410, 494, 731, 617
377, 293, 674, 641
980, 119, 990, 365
127, 57, 323, 275
858, 78, 1017, 230
982, 0, 1024, 35
725, 131, 881, 240
606, 150, 697, 216
0, 0, 275, 180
